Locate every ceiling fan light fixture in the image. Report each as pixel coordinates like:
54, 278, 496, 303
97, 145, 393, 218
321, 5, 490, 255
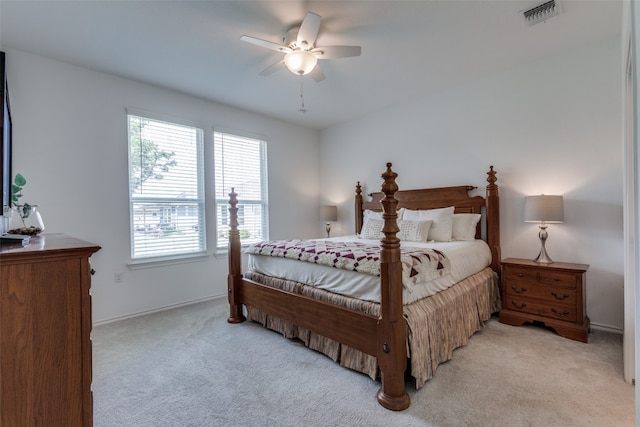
284, 50, 317, 75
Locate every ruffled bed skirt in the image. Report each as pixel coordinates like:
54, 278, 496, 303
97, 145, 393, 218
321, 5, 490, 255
244, 267, 501, 389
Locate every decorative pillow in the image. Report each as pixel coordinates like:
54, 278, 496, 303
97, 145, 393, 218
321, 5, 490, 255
403, 206, 455, 242
360, 218, 431, 242
360, 217, 384, 240
452, 213, 481, 241
397, 219, 432, 242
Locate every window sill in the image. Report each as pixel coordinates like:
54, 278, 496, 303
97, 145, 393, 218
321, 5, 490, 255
128, 252, 210, 270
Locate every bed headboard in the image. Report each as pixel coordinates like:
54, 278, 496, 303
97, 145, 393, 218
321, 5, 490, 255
355, 166, 501, 273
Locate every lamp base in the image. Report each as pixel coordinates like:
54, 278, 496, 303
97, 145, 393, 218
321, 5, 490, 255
326, 222, 331, 238
533, 225, 554, 264
533, 247, 554, 264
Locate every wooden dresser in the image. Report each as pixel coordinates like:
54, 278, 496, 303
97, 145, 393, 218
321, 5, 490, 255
499, 258, 589, 342
0, 234, 100, 426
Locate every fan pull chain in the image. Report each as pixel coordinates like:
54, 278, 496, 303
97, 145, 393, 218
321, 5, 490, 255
298, 75, 307, 114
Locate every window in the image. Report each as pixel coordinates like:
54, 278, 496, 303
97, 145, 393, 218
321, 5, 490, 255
214, 130, 268, 251
128, 112, 205, 260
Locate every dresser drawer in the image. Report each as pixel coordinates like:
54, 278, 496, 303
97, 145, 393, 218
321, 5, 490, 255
503, 280, 577, 305
505, 296, 577, 322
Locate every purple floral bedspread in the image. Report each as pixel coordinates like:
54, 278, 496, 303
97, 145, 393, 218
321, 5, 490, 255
246, 240, 450, 286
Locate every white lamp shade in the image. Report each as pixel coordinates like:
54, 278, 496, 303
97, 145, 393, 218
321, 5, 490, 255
321, 205, 338, 222
284, 50, 318, 75
524, 195, 564, 223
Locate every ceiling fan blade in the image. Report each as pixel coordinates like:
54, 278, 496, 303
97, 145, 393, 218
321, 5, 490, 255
240, 35, 291, 53
311, 46, 362, 59
309, 64, 325, 82
259, 60, 286, 76
297, 12, 321, 49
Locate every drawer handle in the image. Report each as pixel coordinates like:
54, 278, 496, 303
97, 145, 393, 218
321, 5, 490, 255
517, 273, 524, 278
551, 308, 570, 317
511, 286, 527, 294
511, 301, 527, 309
551, 292, 569, 301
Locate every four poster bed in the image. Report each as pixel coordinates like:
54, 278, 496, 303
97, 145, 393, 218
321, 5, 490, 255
227, 163, 501, 411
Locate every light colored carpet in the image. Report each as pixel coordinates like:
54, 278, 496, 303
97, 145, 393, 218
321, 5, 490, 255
92, 298, 634, 427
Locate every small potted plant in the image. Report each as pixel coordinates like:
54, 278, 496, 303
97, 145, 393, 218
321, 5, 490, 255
8, 173, 45, 235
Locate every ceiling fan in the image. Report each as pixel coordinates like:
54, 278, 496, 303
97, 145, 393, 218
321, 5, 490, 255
240, 11, 361, 82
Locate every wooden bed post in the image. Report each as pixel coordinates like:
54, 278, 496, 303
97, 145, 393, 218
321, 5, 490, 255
227, 188, 246, 324
355, 182, 364, 234
486, 166, 501, 273
375, 163, 410, 411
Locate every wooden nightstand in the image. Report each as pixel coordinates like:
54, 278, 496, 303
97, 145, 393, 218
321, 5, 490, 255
499, 258, 590, 342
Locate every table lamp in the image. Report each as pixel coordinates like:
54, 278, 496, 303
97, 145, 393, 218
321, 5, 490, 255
524, 195, 564, 264
321, 205, 338, 238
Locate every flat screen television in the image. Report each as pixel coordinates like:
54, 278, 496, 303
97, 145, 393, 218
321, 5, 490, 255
1, 51, 12, 212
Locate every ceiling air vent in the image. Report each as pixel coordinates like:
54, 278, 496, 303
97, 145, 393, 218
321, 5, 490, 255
523, 0, 561, 26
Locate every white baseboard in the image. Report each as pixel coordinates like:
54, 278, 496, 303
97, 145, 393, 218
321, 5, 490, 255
93, 294, 227, 326
590, 322, 623, 335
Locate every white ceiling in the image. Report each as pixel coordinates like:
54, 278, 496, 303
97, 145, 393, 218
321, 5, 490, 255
0, 1, 622, 130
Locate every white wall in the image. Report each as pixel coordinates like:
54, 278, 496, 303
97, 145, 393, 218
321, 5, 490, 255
320, 38, 623, 331
5, 49, 320, 323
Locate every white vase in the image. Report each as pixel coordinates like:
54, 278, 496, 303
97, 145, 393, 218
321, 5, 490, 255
8, 205, 45, 235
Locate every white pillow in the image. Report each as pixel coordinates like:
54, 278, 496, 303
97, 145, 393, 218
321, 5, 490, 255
363, 209, 381, 220
403, 207, 455, 242
397, 219, 432, 242
452, 213, 481, 241
363, 208, 404, 220
360, 217, 384, 239
360, 218, 432, 242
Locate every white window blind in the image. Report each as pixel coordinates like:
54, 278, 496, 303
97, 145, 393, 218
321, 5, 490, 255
214, 130, 268, 251
128, 113, 205, 260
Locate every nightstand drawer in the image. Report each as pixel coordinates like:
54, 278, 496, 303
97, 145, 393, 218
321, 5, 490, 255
538, 270, 577, 288
504, 266, 577, 289
503, 281, 577, 305
503, 267, 537, 283
505, 296, 577, 322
